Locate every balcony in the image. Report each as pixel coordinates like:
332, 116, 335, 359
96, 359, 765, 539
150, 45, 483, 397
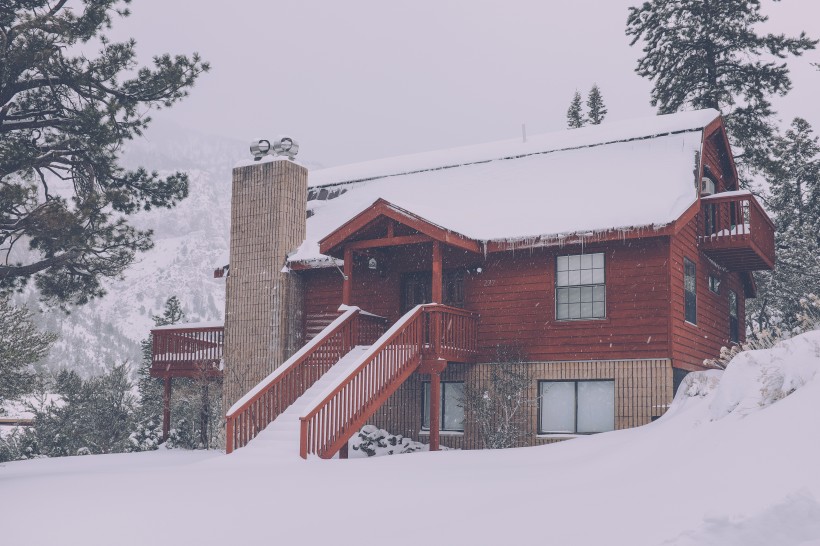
698, 191, 775, 272
150, 322, 224, 379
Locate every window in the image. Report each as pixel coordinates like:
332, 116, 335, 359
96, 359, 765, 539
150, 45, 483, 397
539, 380, 615, 434
422, 381, 464, 432
556, 253, 606, 320
684, 258, 697, 324
728, 290, 739, 343
708, 275, 720, 294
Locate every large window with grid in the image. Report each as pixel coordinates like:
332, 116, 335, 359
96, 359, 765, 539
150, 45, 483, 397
539, 380, 615, 434
684, 257, 697, 324
556, 253, 606, 320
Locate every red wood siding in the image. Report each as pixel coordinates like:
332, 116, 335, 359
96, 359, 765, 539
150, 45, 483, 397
669, 214, 746, 371
465, 239, 671, 362
302, 268, 343, 340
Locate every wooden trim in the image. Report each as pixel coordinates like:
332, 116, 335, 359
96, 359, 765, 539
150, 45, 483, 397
346, 234, 432, 250
432, 241, 443, 303
429, 371, 441, 451
342, 247, 352, 305
485, 225, 674, 253
319, 199, 482, 256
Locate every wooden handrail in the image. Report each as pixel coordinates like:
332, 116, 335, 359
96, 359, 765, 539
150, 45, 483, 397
299, 304, 479, 459
225, 306, 386, 454
150, 326, 224, 377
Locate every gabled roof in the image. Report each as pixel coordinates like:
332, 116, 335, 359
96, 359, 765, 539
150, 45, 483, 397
289, 109, 721, 265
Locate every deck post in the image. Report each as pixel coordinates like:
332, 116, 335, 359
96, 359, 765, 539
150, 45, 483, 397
432, 241, 442, 304
338, 441, 349, 459
429, 370, 441, 451
342, 247, 353, 305
162, 376, 172, 442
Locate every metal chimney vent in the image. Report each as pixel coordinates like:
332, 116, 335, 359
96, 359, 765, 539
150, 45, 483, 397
250, 137, 299, 161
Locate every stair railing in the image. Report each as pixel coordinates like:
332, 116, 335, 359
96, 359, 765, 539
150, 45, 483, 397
299, 304, 479, 459
225, 306, 385, 453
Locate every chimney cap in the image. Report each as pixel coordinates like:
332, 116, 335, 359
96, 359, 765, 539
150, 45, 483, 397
250, 137, 299, 161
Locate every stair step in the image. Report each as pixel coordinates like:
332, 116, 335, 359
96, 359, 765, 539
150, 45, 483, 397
241, 345, 371, 455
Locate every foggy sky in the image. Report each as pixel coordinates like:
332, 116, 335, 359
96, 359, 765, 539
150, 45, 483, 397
110, 1, 820, 168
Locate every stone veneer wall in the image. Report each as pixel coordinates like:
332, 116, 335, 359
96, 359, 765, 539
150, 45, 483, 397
364, 359, 674, 450
223, 159, 307, 411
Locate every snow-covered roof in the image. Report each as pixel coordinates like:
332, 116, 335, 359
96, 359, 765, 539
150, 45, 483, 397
290, 109, 720, 264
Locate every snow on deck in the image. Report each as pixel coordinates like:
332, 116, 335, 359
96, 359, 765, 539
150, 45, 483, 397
290, 109, 718, 263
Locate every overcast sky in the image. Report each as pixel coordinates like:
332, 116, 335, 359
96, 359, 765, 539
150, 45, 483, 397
110, 1, 820, 168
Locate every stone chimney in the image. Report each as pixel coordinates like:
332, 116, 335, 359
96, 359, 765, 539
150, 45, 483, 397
223, 157, 307, 411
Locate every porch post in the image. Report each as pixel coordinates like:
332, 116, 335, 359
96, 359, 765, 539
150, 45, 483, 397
342, 247, 353, 305
162, 376, 172, 442
429, 370, 441, 451
432, 240, 442, 304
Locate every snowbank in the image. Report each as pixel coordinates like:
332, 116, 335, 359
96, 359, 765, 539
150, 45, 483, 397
2, 330, 819, 546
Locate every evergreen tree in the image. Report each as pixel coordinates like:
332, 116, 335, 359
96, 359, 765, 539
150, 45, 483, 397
626, 0, 816, 179
29, 365, 137, 456
566, 91, 585, 129
748, 118, 820, 330
0, 1, 209, 306
133, 297, 186, 449
586, 84, 608, 125
0, 295, 56, 410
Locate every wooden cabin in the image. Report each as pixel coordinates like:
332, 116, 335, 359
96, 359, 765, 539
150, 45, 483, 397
186, 109, 774, 458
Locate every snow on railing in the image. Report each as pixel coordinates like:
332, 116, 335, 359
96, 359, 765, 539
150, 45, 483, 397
299, 304, 478, 459
225, 306, 386, 454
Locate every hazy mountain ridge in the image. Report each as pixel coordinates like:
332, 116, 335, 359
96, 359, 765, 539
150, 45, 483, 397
28, 125, 241, 377
26, 123, 324, 377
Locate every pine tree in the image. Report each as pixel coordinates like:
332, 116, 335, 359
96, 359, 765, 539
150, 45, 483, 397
586, 84, 608, 125
626, 0, 816, 179
747, 118, 820, 330
1, 1, 209, 306
0, 296, 56, 410
566, 91, 585, 129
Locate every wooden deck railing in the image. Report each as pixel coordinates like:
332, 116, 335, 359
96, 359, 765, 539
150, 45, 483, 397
150, 325, 223, 378
225, 306, 386, 454
299, 304, 479, 459
699, 191, 775, 269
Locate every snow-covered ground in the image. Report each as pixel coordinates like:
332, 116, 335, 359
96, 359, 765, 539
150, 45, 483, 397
3, 331, 820, 546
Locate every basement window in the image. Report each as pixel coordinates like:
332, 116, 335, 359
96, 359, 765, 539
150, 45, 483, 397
556, 253, 606, 320
539, 380, 615, 434
421, 382, 464, 432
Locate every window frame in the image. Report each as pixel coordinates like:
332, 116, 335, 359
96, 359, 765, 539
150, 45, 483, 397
684, 257, 697, 325
708, 274, 721, 294
537, 379, 615, 435
728, 289, 739, 344
555, 253, 606, 321
421, 381, 465, 433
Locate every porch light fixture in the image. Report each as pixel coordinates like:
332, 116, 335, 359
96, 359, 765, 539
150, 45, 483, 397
368, 258, 378, 270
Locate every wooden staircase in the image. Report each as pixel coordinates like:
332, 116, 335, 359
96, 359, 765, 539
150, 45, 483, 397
226, 304, 478, 458
225, 306, 386, 454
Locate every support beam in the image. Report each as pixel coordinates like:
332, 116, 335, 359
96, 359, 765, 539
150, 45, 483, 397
162, 377, 172, 442
338, 442, 349, 459
429, 370, 441, 452
432, 240, 442, 304
342, 247, 353, 305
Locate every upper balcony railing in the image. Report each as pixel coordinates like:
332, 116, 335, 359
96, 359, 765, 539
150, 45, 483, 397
150, 322, 224, 378
698, 191, 775, 271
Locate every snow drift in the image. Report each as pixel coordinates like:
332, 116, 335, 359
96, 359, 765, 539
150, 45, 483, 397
2, 330, 820, 546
